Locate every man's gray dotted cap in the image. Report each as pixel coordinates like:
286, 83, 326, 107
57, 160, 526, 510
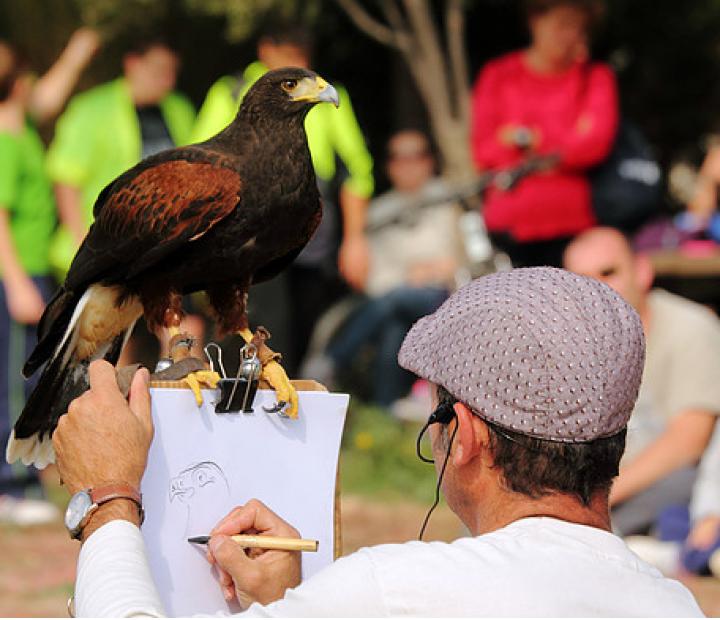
398, 267, 645, 442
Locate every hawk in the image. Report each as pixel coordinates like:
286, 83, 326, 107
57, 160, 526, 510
7, 67, 338, 468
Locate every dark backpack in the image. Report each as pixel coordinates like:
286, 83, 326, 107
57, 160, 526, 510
590, 120, 662, 232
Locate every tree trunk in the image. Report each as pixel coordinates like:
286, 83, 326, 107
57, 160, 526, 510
336, 0, 476, 181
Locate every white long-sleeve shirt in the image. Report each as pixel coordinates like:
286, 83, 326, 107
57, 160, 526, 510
76, 516, 703, 617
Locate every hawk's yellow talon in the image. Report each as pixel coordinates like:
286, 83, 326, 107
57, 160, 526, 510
262, 360, 298, 418
182, 370, 222, 406
184, 373, 203, 406
193, 370, 221, 389
235, 328, 297, 418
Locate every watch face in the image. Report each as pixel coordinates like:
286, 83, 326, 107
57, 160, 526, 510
65, 490, 93, 531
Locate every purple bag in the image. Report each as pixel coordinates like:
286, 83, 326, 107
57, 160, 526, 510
632, 217, 695, 252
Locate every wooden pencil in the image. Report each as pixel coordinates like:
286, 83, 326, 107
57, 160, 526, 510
188, 534, 318, 552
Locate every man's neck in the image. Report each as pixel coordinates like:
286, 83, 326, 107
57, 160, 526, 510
126, 79, 160, 108
468, 489, 611, 536
395, 179, 432, 196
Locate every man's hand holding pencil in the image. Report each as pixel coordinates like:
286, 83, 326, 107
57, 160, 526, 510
206, 499, 303, 608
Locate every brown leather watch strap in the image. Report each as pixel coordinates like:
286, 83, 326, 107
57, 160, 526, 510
89, 482, 142, 507
71, 483, 144, 542
88, 482, 144, 526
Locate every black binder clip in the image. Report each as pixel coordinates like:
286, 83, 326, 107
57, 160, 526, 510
205, 342, 262, 413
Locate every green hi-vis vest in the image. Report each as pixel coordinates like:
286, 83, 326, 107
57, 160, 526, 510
46, 78, 196, 277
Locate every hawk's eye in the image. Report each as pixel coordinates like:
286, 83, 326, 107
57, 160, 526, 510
281, 79, 298, 92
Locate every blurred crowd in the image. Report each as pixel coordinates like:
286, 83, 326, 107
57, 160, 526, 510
1, 0, 720, 585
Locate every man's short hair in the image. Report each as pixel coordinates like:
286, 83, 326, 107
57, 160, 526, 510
385, 128, 434, 160
257, 21, 314, 55
437, 385, 626, 506
124, 34, 177, 58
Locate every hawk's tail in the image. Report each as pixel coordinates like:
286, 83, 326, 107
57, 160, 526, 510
6, 332, 82, 468
23, 286, 78, 379
7, 288, 131, 468
6, 328, 130, 468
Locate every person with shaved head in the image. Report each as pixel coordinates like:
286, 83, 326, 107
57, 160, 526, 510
564, 227, 720, 537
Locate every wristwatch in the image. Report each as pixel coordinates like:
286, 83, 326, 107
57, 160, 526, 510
64, 483, 144, 540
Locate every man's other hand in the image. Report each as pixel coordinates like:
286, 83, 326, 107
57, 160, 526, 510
207, 499, 302, 609
53, 360, 153, 494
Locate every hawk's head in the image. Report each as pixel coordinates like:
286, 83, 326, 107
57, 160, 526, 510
241, 67, 339, 121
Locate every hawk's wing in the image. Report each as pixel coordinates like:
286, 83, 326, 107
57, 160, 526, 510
65, 148, 242, 290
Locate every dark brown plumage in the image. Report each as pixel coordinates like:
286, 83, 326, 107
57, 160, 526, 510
7, 67, 338, 467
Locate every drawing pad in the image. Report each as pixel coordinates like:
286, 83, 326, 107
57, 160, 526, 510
141, 388, 348, 616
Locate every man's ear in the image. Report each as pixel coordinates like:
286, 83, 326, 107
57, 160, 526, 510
452, 402, 488, 467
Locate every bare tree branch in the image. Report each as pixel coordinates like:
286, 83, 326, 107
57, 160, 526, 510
335, 0, 399, 48
446, 0, 470, 125
380, 1, 414, 53
339, 0, 476, 179
381, 0, 406, 31
402, 0, 452, 107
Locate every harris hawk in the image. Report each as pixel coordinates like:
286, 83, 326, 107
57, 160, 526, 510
6, 67, 339, 468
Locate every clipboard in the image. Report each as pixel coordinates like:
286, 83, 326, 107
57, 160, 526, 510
141, 381, 348, 616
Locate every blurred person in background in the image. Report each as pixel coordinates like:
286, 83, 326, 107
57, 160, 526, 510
192, 22, 374, 374
681, 429, 720, 575
46, 35, 201, 357
0, 29, 98, 525
667, 138, 720, 244
624, 425, 720, 577
686, 140, 720, 222
563, 227, 720, 537
304, 130, 463, 411
472, 0, 618, 267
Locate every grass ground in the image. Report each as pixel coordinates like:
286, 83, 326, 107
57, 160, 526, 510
340, 402, 439, 502
0, 404, 718, 616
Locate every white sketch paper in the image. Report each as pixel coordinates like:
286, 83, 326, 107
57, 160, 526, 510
141, 388, 348, 617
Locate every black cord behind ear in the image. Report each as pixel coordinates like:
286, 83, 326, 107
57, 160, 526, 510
428, 402, 455, 425
418, 419, 458, 540
416, 400, 458, 540
416, 402, 456, 464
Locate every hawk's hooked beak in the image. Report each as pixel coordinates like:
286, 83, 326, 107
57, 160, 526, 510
292, 76, 340, 108
169, 478, 194, 503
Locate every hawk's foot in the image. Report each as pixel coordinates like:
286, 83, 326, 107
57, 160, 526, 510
237, 326, 298, 417
183, 370, 221, 406
151, 356, 220, 406
261, 360, 298, 418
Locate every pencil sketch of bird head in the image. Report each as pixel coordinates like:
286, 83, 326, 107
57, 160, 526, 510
169, 461, 230, 505
170, 461, 232, 538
